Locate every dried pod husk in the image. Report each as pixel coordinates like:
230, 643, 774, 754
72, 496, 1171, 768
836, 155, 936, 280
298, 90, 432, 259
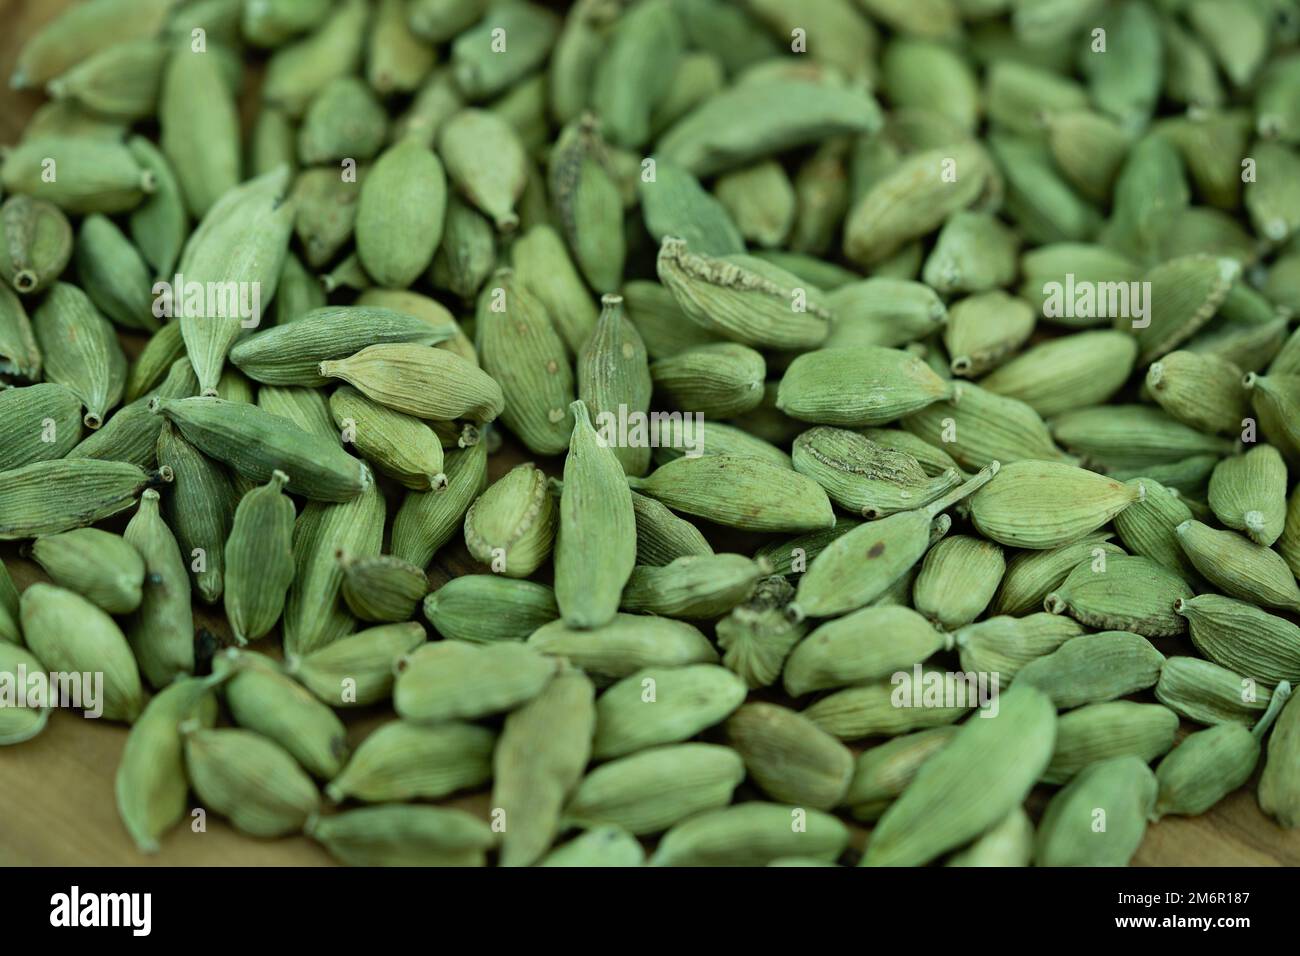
946, 806, 1035, 867
912, 535, 1005, 630
1281, 484, 1300, 579
970, 460, 1145, 549
473, 271, 573, 453
0, 136, 155, 214
1127, 254, 1240, 364
1156, 656, 1275, 727
0, 195, 72, 297
353, 139, 446, 289
1149, 348, 1248, 434
713, 161, 796, 248
1245, 140, 1300, 243
0, 459, 168, 541
394, 641, 558, 724
620, 553, 766, 620
307, 804, 495, 866
330, 386, 446, 493
823, 278, 946, 350
650, 343, 764, 419
69, 357, 197, 469
992, 534, 1125, 616
943, 291, 1035, 378
1153, 685, 1291, 819
1259, 688, 1300, 827
1245, 373, 1300, 467
622, 278, 724, 360
630, 454, 835, 533
921, 210, 1018, 296
578, 294, 653, 475
657, 238, 831, 350
233, 306, 451, 387
283, 471, 385, 658
286, 622, 426, 708
159, 44, 240, 218
843, 726, 959, 822
224, 471, 295, 644
430, 195, 496, 304
528, 614, 719, 683
802, 668, 974, 741
318, 343, 503, 424
438, 109, 526, 231
492, 667, 595, 867
1020, 243, 1141, 328
540, 826, 645, 867
121, 490, 195, 688
338, 552, 429, 624
859, 427, 966, 478
786, 604, 945, 701
155, 395, 374, 502
1035, 756, 1156, 867
297, 77, 386, 165
1112, 479, 1197, 579
565, 743, 744, 835
422, 576, 558, 645
183, 726, 319, 837
554, 400, 636, 628
178, 164, 294, 384
979, 330, 1138, 418
391, 441, 488, 569
28, 528, 144, 614
1043, 701, 1180, 785
1042, 109, 1130, 203
1206, 444, 1288, 546
1050, 404, 1234, 471
260, 0, 369, 116
630, 491, 713, 567
844, 142, 994, 266
778, 347, 954, 427
289, 167, 362, 270
1044, 554, 1192, 638
32, 282, 126, 430
125, 323, 186, 403
715, 575, 807, 689
511, 224, 598, 355
0, 285, 42, 381
1175, 594, 1300, 686
794, 466, 996, 618
862, 686, 1056, 867
955, 613, 1086, 680
0, 642, 51, 744
791, 426, 962, 519
1176, 520, 1300, 612
593, 664, 746, 759
212, 649, 347, 780
902, 384, 1071, 469
649, 802, 849, 867
155, 420, 236, 605
326, 719, 495, 804
1016, 631, 1165, 709
987, 131, 1099, 245
19, 583, 143, 723
640, 160, 744, 258
114, 675, 218, 852
548, 116, 626, 294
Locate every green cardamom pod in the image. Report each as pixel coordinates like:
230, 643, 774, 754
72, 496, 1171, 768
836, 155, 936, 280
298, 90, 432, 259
395, 641, 558, 724
28, 528, 144, 614
528, 613, 718, 683
286, 622, 426, 708
1035, 756, 1156, 866
422, 575, 558, 645
326, 719, 495, 804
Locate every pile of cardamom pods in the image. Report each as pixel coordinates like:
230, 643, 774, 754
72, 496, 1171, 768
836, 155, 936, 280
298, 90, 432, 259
3, 0, 1300, 867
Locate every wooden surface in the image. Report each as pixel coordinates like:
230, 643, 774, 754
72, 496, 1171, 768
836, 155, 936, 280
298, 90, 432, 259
2, 0, 1300, 868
